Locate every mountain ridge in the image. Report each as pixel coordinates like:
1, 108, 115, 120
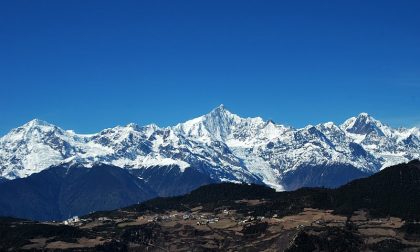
1, 106, 419, 191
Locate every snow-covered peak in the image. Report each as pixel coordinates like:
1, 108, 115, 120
0, 120, 111, 179
174, 105, 283, 145
175, 105, 244, 141
213, 103, 227, 112
205, 104, 243, 126
1, 119, 65, 144
21, 118, 60, 132
341, 113, 386, 136
26, 118, 54, 127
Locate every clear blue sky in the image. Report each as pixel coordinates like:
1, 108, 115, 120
1, 1, 419, 135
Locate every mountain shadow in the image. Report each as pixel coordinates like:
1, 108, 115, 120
129, 165, 216, 197
0, 164, 157, 221
282, 164, 373, 191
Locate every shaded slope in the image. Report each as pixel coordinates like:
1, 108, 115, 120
126, 160, 420, 220
332, 159, 420, 219
282, 164, 372, 190
0, 164, 157, 221
129, 165, 216, 197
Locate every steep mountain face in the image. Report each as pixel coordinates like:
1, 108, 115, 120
0, 164, 157, 221
0, 105, 419, 191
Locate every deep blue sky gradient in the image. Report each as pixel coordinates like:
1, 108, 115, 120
1, 1, 419, 135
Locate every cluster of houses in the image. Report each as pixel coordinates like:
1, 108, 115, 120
61, 208, 271, 228
143, 212, 221, 225
145, 213, 178, 222
62, 215, 115, 226
238, 215, 265, 225
143, 209, 268, 227
62, 216, 82, 226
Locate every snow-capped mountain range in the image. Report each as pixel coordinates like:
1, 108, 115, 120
1, 105, 419, 191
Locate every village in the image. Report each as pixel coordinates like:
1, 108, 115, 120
60, 207, 269, 229
23, 207, 418, 251
59, 207, 376, 232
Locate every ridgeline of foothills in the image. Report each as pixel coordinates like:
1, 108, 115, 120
0, 160, 419, 251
